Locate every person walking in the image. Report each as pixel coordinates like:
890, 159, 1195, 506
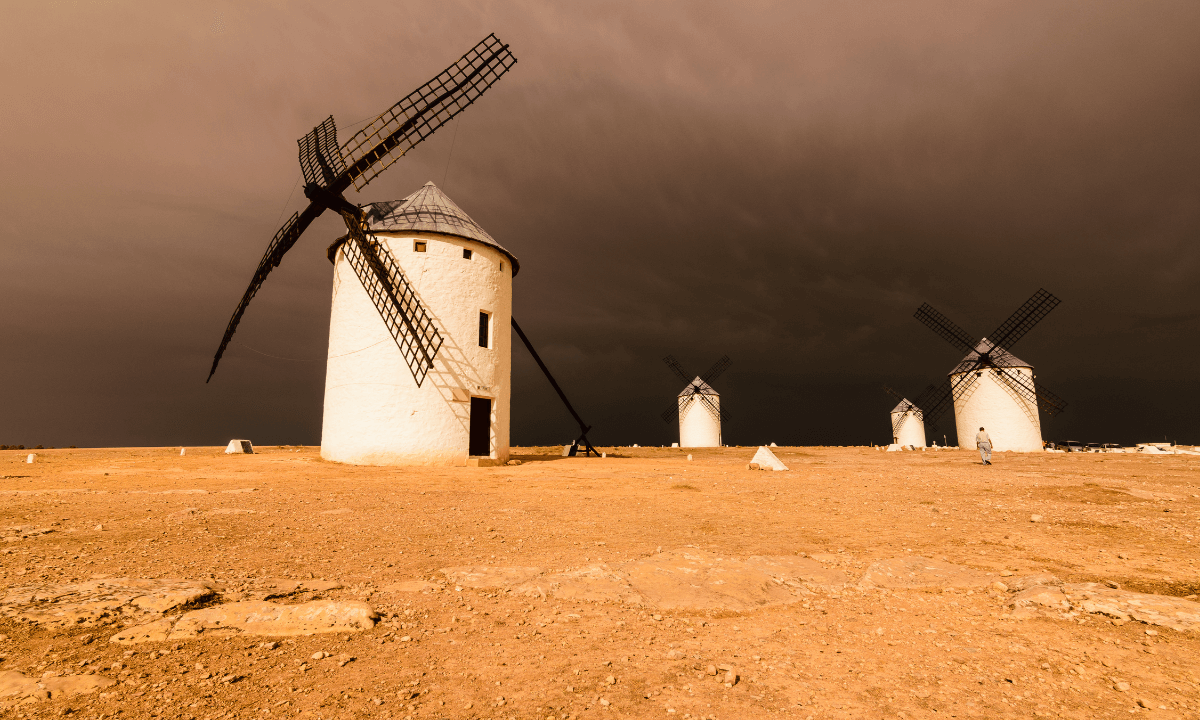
976, 427, 992, 465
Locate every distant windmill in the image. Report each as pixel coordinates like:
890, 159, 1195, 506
913, 289, 1067, 451
881, 384, 936, 447
207, 35, 598, 463
661, 355, 731, 448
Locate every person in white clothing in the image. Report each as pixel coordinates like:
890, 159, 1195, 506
976, 427, 992, 465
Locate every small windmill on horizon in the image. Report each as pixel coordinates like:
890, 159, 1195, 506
661, 355, 731, 448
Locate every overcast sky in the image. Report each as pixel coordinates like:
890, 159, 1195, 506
3, 1, 1199, 449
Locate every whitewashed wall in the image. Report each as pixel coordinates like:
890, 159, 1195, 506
952, 367, 1042, 452
890, 410, 927, 447
321, 232, 512, 465
679, 394, 721, 447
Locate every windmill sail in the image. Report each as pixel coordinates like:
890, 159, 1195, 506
207, 34, 514, 382
341, 34, 517, 191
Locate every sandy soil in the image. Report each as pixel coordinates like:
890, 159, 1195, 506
1, 445, 1199, 719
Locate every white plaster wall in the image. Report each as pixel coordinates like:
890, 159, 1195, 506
890, 411, 926, 447
952, 367, 1042, 452
321, 231, 512, 465
679, 395, 721, 448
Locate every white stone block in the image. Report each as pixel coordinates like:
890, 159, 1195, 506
26, 454, 35, 463
225, 440, 254, 454
749, 446, 788, 471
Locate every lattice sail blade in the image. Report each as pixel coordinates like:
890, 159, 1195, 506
991, 367, 1039, 407
341, 34, 517, 192
340, 219, 444, 387
298, 116, 346, 189
701, 355, 732, 384
207, 204, 322, 381
916, 381, 953, 429
697, 393, 724, 424
660, 400, 681, 423
988, 288, 1060, 352
892, 412, 908, 438
914, 303, 978, 355
1034, 381, 1069, 417
882, 384, 905, 404
662, 354, 692, 384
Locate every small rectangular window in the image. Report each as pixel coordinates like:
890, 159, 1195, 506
478, 311, 491, 348
463, 248, 473, 259
414, 241, 427, 252
499, 261, 504, 271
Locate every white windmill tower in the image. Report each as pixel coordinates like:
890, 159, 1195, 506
320, 182, 519, 465
913, 289, 1068, 452
661, 355, 730, 448
882, 386, 927, 447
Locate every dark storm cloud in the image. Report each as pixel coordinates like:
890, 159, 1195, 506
2, 1, 1199, 448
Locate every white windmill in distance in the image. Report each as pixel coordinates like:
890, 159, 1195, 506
913, 289, 1068, 452
661, 355, 731, 448
882, 385, 931, 447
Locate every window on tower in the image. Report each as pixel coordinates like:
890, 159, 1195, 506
414, 241, 427, 252
478, 311, 491, 349
463, 248, 473, 259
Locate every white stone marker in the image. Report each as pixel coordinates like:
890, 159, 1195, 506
26, 454, 35, 463
180, 448, 186, 456
749, 446, 788, 471
225, 440, 254, 454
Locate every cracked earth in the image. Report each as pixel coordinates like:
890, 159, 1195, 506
1, 445, 1199, 719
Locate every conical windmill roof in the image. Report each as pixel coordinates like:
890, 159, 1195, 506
890, 399, 916, 414
679, 377, 719, 398
362, 181, 520, 275
949, 338, 1031, 375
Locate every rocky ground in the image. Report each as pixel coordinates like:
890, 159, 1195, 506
1, 445, 1198, 719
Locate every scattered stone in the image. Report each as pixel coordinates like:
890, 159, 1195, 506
859, 557, 993, 590
1115, 682, 1130, 692
1138, 699, 1153, 709
505, 459, 522, 466
991, 581, 1009, 592
724, 670, 739, 685
379, 580, 439, 593
1009, 573, 1060, 591
706, 665, 717, 676
624, 549, 795, 611
1030, 515, 1043, 523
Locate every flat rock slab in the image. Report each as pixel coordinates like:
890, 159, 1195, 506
1063, 583, 1200, 632
746, 556, 851, 590
523, 565, 645, 604
859, 557, 993, 590
112, 600, 378, 643
0, 670, 115, 705
623, 549, 796, 611
440, 566, 543, 589
0, 578, 215, 627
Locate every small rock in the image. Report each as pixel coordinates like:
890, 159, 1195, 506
1118, 553, 1129, 559
1145, 629, 1158, 636
1105, 580, 1120, 589
706, 665, 717, 676
651, 614, 663, 621
1030, 515, 1043, 523
1115, 682, 1130, 692
747, 463, 760, 470
78, 634, 93, 645
724, 670, 738, 685
399, 636, 412, 642
991, 582, 1009, 592
999, 570, 1014, 577
94, 524, 104, 531
606, 675, 615, 685
600, 698, 610, 707
506, 459, 522, 466
311, 651, 327, 660
260, 641, 278, 650
1137, 699, 1153, 709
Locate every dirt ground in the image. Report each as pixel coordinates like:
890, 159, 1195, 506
1, 445, 1199, 720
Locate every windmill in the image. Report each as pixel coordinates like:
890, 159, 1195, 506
207, 35, 599, 463
661, 355, 731, 448
913, 288, 1067, 451
881, 384, 933, 447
